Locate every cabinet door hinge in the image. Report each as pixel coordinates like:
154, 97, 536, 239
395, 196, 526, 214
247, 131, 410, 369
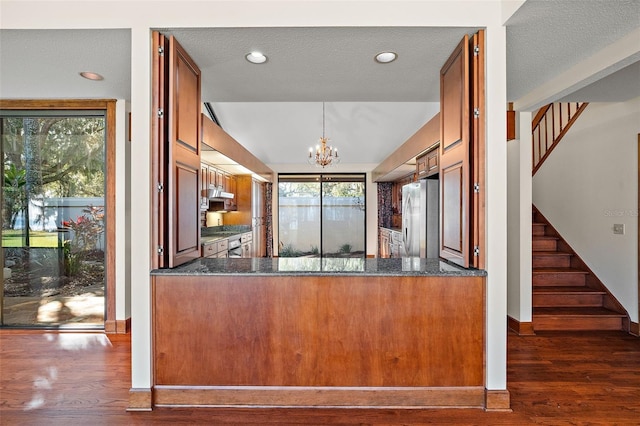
157, 245, 164, 255
474, 183, 480, 193
157, 108, 164, 118
157, 182, 164, 192
473, 45, 480, 56
473, 108, 480, 118
473, 246, 480, 257
158, 46, 165, 56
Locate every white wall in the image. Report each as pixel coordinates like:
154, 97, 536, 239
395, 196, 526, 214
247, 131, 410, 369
533, 97, 640, 322
506, 111, 532, 323
115, 100, 131, 320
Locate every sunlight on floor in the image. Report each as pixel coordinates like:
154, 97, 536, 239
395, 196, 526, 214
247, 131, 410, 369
44, 332, 111, 350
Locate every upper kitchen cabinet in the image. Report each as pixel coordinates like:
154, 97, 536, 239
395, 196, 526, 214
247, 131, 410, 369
152, 32, 202, 268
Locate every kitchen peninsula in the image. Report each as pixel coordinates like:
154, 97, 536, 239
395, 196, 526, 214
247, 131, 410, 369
150, 258, 486, 408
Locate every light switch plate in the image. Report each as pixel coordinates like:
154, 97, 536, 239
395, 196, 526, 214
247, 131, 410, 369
613, 224, 625, 235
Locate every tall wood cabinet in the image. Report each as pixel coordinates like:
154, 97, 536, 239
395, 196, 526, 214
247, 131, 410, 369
224, 175, 266, 257
152, 32, 202, 268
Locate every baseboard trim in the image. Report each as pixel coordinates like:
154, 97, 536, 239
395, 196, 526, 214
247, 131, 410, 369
104, 318, 131, 334
507, 315, 536, 335
630, 321, 639, 337
127, 388, 153, 411
485, 389, 511, 412
153, 386, 486, 408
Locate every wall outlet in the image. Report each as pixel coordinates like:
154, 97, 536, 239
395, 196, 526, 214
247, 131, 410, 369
613, 224, 625, 235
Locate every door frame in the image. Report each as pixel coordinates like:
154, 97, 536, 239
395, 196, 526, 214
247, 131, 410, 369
277, 173, 367, 258
0, 99, 116, 330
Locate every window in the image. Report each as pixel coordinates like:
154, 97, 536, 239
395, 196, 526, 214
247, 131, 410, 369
278, 174, 365, 258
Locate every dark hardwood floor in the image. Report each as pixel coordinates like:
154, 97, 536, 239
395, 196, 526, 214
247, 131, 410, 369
1, 329, 639, 425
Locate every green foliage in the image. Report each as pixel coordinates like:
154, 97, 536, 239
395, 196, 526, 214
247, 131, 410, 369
62, 240, 81, 276
2, 115, 105, 197
59, 205, 104, 276
2, 115, 106, 232
1, 230, 57, 248
279, 243, 303, 257
61, 206, 105, 252
310, 245, 319, 255
322, 182, 364, 198
3, 164, 27, 228
279, 181, 365, 199
338, 243, 353, 253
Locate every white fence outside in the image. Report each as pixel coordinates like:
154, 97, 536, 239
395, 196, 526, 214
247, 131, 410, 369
279, 196, 365, 255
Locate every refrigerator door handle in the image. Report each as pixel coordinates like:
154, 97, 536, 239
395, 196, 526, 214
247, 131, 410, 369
403, 194, 412, 255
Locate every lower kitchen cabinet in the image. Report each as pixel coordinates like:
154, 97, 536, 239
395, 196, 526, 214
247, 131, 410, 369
241, 232, 253, 258
202, 238, 229, 258
379, 227, 403, 258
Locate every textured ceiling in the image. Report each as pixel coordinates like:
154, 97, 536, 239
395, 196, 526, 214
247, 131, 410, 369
506, 0, 640, 101
159, 26, 477, 102
0, 29, 131, 100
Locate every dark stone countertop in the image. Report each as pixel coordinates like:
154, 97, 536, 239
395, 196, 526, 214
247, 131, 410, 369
151, 257, 486, 277
200, 225, 251, 245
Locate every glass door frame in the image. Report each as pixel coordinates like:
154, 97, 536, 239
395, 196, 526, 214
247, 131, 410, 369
0, 99, 116, 330
277, 172, 366, 258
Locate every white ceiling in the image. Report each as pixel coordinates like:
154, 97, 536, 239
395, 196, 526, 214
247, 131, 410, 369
1, 0, 639, 170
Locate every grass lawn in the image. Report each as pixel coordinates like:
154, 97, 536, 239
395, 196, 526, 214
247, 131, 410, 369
2, 230, 60, 248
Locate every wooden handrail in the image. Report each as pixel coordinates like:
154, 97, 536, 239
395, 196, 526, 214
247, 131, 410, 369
532, 102, 588, 175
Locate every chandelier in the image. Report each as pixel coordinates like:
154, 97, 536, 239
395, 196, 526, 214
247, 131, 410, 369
308, 102, 340, 168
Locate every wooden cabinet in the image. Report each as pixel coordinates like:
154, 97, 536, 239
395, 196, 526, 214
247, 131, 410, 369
151, 32, 202, 268
379, 228, 391, 258
416, 153, 428, 178
202, 238, 229, 258
426, 149, 439, 176
416, 148, 439, 179
226, 175, 266, 257
201, 164, 209, 193
215, 169, 223, 189
241, 232, 253, 258
224, 173, 236, 211
380, 227, 403, 258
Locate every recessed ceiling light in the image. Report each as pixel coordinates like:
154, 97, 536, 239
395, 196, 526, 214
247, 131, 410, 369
79, 71, 104, 81
245, 51, 267, 64
374, 52, 397, 64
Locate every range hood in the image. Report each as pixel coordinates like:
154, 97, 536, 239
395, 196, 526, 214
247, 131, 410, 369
207, 185, 234, 201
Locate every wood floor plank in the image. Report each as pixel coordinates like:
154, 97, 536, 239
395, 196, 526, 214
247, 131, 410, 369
0, 330, 638, 424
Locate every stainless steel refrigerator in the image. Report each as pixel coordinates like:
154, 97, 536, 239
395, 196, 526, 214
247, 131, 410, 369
402, 179, 439, 257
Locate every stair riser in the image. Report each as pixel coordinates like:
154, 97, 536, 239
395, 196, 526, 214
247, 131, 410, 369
533, 240, 557, 251
532, 224, 546, 236
533, 256, 571, 268
533, 294, 604, 307
533, 273, 586, 286
533, 317, 623, 331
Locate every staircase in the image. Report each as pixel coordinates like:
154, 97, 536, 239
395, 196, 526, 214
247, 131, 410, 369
532, 207, 628, 331
532, 102, 588, 175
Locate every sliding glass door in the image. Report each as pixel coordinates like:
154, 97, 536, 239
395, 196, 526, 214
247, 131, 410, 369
1, 110, 106, 327
278, 174, 365, 258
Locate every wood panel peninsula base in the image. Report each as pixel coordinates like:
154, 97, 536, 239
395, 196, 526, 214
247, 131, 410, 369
147, 258, 490, 409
